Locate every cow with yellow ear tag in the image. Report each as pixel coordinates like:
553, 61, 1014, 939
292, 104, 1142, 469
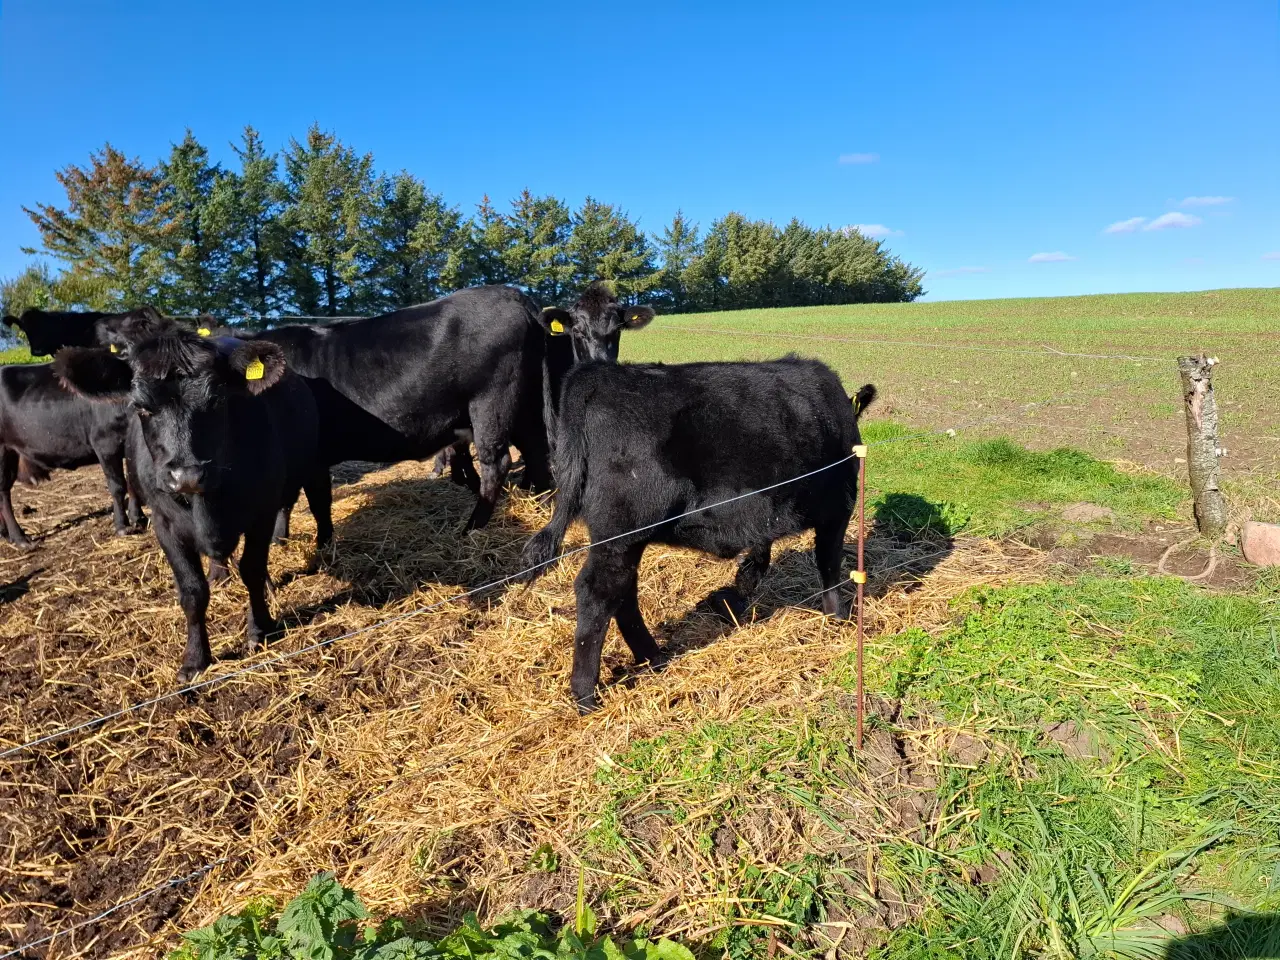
56, 330, 332, 683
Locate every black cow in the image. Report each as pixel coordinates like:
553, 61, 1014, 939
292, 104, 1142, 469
3, 309, 117, 357
0, 363, 142, 547
424, 282, 655, 494
239, 282, 651, 535
56, 333, 332, 681
521, 353, 876, 711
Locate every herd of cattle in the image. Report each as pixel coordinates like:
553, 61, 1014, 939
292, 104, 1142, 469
1, 282, 874, 710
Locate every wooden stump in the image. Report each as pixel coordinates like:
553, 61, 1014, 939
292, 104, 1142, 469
1177, 355, 1226, 538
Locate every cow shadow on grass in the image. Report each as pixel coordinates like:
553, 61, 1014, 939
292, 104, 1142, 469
624, 493, 955, 682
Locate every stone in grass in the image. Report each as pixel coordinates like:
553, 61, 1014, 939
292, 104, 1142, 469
1062, 502, 1116, 524
1241, 521, 1280, 568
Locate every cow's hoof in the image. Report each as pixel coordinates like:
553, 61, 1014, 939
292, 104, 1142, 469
705, 587, 750, 623
573, 692, 600, 715
7, 538, 36, 552
177, 662, 209, 684
644, 650, 672, 673
245, 623, 280, 653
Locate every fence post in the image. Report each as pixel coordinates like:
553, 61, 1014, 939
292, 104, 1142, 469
1177, 355, 1226, 538
851, 444, 868, 750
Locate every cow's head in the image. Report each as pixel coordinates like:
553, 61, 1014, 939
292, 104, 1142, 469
96, 306, 189, 355
3, 309, 107, 357
538, 281, 655, 362
55, 334, 287, 496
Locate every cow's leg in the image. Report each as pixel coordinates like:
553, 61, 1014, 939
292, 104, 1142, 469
272, 495, 297, 545
613, 546, 664, 667
708, 541, 774, 623
0, 447, 32, 549
95, 450, 132, 536
735, 542, 772, 596
814, 516, 852, 618
153, 515, 212, 682
303, 468, 334, 550
514, 425, 553, 493
208, 557, 231, 585
451, 443, 482, 494
238, 520, 278, 654
464, 410, 514, 531
124, 465, 145, 530
570, 545, 635, 712
426, 448, 449, 479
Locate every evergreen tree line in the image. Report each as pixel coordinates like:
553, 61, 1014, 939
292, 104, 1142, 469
3, 124, 924, 328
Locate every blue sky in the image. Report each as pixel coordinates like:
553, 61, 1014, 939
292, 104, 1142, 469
1, 0, 1276, 302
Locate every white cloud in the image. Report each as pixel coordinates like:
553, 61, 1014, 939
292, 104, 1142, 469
1104, 217, 1146, 234
1028, 251, 1076, 263
934, 266, 990, 277
838, 152, 880, 165
1263, 252, 1280, 261
847, 223, 902, 238
1144, 212, 1202, 231
1180, 196, 1233, 207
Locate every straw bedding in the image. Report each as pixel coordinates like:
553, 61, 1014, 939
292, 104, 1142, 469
0, 456, 1045, 958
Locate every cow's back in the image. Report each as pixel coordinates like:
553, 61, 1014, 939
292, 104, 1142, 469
0, 364, 109, 469
252, 285, 542, 463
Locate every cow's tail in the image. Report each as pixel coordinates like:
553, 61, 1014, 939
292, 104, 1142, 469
851, 383, 877, 421
520, 385, 591, 581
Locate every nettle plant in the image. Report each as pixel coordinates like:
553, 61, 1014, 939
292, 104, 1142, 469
171, 873, 698, 960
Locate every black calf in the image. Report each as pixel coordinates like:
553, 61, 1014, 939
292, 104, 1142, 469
522, 355, 875, 711
56, 334, 331, 681
0, 363, 141, 547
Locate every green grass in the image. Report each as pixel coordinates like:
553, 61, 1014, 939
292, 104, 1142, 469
863, 421, 1186, 537
586, 572, 1280, 959
866, 574, 1280, 958
622, 288, 1280, 502
0, 344, 42, 364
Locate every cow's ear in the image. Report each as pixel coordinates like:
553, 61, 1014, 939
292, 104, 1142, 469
53, 347, 133, 400
228, 340, 286, 395
620, 305, 655, 330
2, 315, 17, 330
194, 314, 217, 337
540, 307, 575, 336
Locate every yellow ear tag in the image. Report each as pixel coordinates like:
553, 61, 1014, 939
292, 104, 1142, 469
197, 327, 211, 337
109, 343, 119, 353
549, 319, 566, 335
244, 358, 266, 381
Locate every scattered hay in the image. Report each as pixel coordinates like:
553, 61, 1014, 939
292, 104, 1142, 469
0, 457, 1046, 958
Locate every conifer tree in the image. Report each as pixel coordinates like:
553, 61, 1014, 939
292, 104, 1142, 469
224, 126, 285, 321
567, 197, 654, 299
23, 144, 176, 308
277, 125, 375, 316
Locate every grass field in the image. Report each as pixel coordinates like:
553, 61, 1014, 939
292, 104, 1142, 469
0, 290, 1278, 959
623, 288, 1280, 517
0, 345, 44, 364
